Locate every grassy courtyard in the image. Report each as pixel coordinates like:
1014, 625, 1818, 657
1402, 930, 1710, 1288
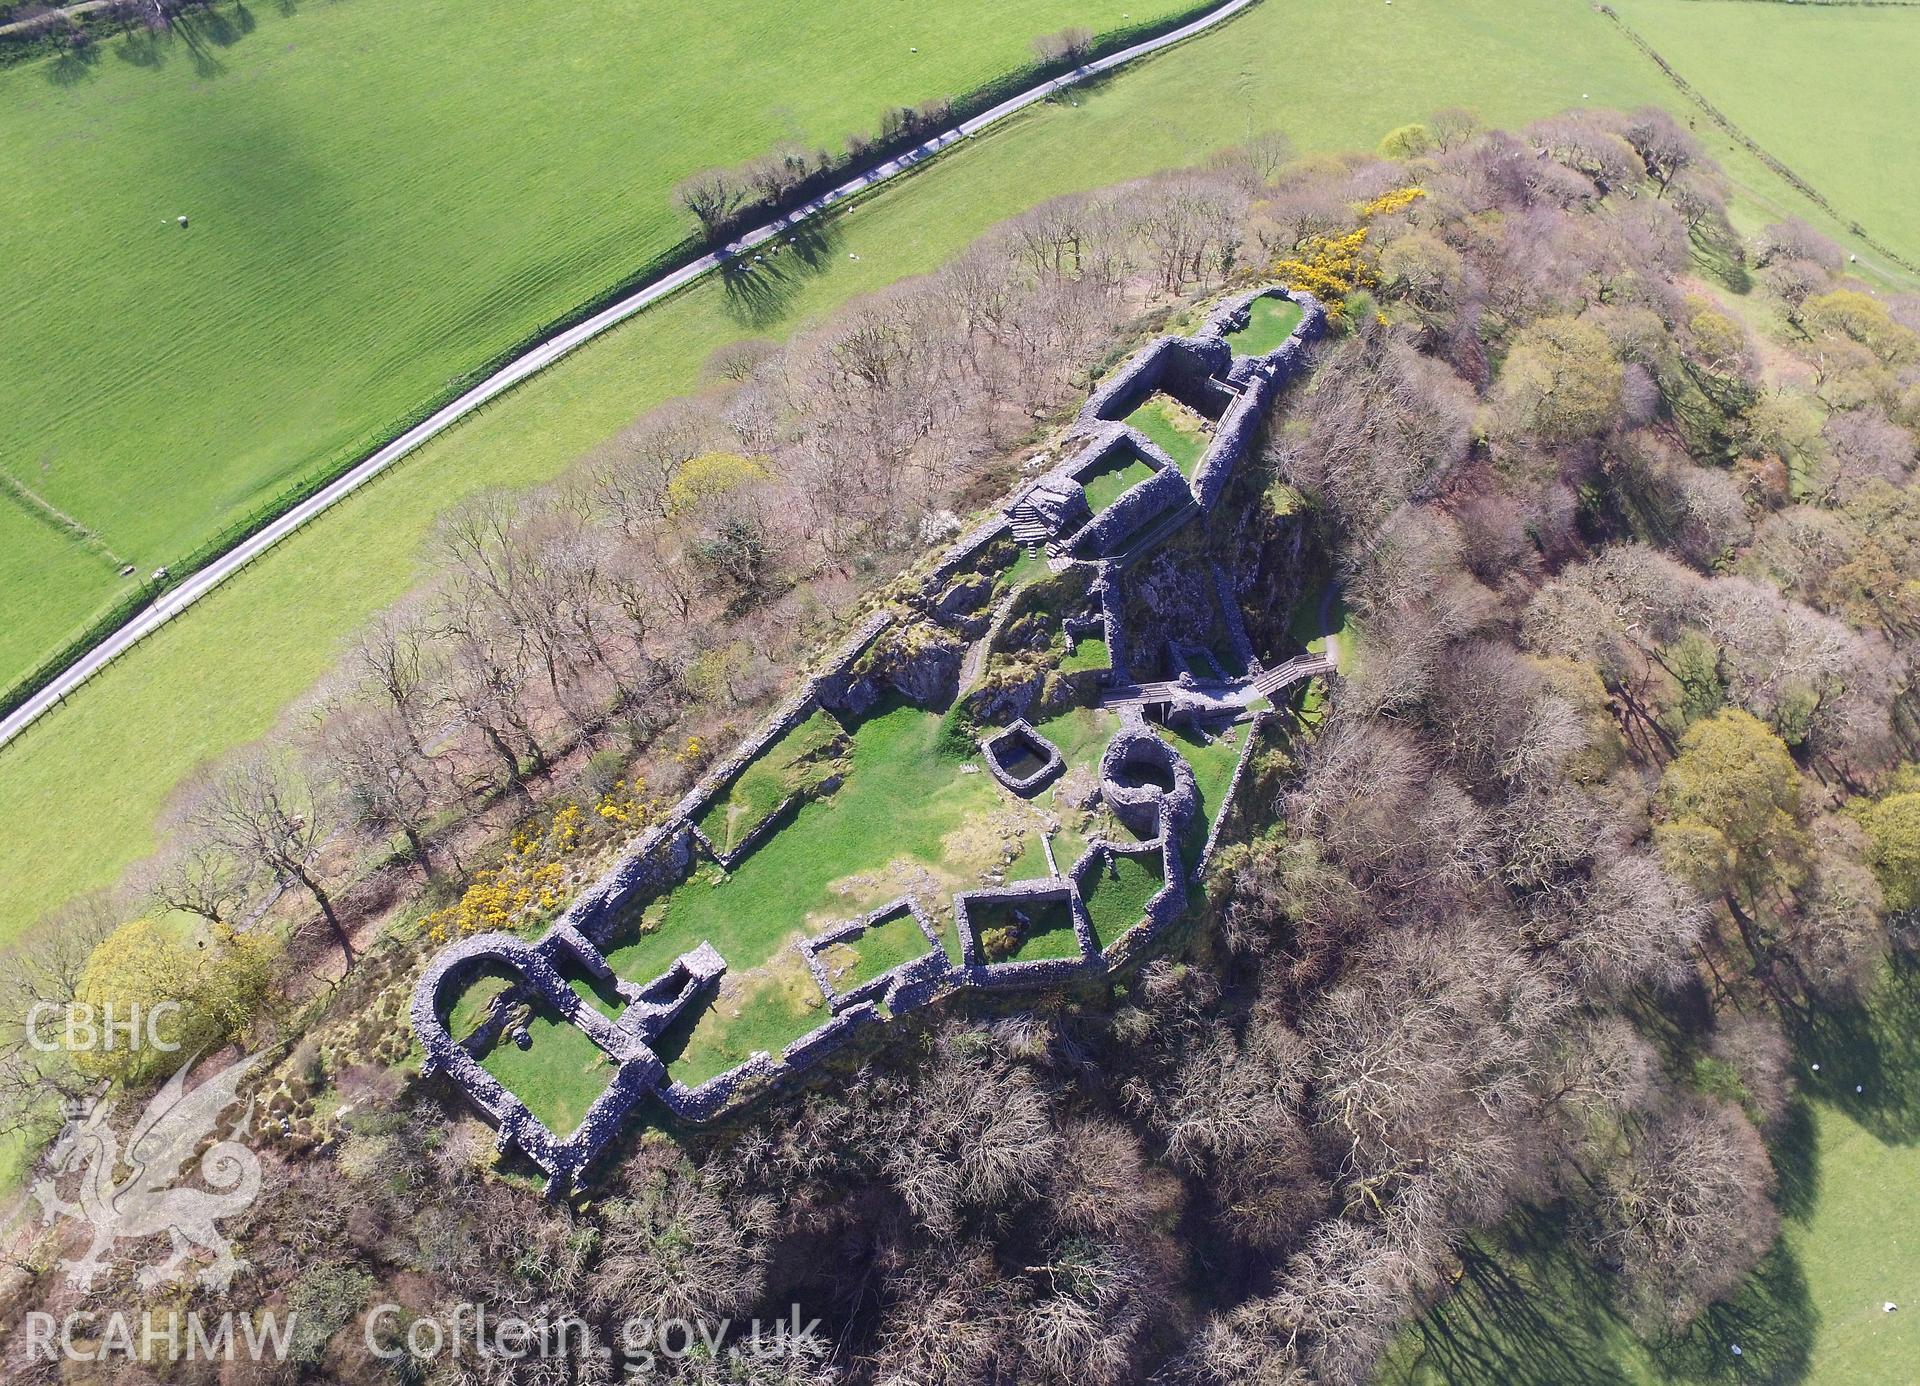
478, 999, 616, 1139
1223, 294, 1305, 356
694, 708, 844, 854
1081, 851, 1166, 944
1125, 394, 1212, 476
0, 0, 1189, 689
1081, 452, 1161, 513
968, 895, 1084, 963
604, 696, 1030, 1085
838, 906, 940, 993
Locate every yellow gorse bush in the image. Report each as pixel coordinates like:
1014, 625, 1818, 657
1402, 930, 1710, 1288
1271, 227, 1376, 317
1269, 187, 1425, 321
594, 778, 654, 830
423, 783, 657, 943
1357, 185, 1426, 220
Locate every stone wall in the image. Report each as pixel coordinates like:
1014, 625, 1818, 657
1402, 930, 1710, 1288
1189, 373, 1271, 512
929, 514, 1013, 587
556, 822, 694, 949
412, 284, 1322, 1178
783, 1001, 884, 1067
1078, 336, 1235, 428
1067, 467, 1192, 560
1195, 712, 1271, 876
980, 719, 1065, 795
1189, 288, 1326, 511
1099, 721, 1200, 838
672, 689, 824, 827
800, 897, 943, 1013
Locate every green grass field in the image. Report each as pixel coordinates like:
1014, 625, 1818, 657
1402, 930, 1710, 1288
1224, 294, 1305, 355
0, 0, 1192, 685
694, 707, 843, 854
1125, 395, 1211, 476
9, 0, 1899, 956
1609, 0, 1920, 270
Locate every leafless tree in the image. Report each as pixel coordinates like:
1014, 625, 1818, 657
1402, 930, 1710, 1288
309, 698, 442, 881
144, 835, 251, 927
1032, 23, 1094, 64
588, 1163, 773, 1324
1584, 1096, 1778, 1329
177, 748, 353, 964
674, 166, 747, 237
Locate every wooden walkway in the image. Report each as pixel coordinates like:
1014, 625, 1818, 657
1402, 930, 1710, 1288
1098, 651, 1335, 715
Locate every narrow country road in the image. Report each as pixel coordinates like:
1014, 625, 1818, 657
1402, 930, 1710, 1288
0, 0, 1259, 754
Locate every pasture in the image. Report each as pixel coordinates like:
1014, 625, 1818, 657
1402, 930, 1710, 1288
0, 0, 1191, 688
1609, 0, 1920, 271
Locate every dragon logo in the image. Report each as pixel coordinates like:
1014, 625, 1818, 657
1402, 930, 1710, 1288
31, 1050, 266, 1293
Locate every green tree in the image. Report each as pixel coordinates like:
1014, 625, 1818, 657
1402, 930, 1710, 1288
1493, 315, 1624, 443
1658, 709, 1804, 883
1376, 123, 1432, 159
73, 920, 272, 1084
1859, 790, 1920, 914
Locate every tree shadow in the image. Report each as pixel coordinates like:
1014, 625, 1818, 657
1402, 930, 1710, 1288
1390, 1221, 1642, 1386
1388, 1207, 1816, 1386
1043, 65, 1117, 108
43, 40, 102, 87
716, 215, 839, 330
1770, 1096, 1822, 1222
171, 12, 229, 78
1789, 951, 1920, 1145
114, 27, 167, 69
1649, 1244, 1815, 1385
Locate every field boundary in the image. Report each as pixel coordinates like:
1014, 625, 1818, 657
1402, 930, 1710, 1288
0, 0, 1261, 753
1597, 3, 1920, 278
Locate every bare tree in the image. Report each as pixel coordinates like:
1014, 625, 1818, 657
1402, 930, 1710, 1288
144, 835, 251, 927
310, 699, 442, 881
178, 749, 353, 964
673, 166, 746, 237
1032, 23, 1094, 64
588, 1163, 772, 1324
1584, 1096, 1778, 1329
